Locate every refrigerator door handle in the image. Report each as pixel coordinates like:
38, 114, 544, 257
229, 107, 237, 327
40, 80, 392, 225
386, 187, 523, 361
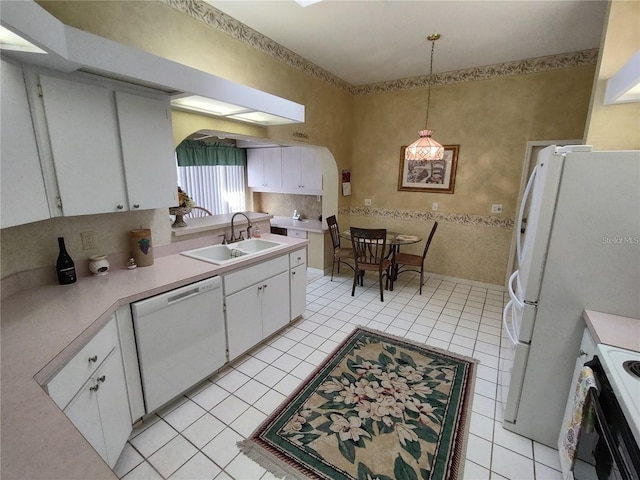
516, 165, 538, 263
502, 299, 519, 346
508, 270, 524, 308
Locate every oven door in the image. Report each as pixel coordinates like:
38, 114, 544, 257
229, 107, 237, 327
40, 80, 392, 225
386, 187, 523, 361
573, 358, 640, 480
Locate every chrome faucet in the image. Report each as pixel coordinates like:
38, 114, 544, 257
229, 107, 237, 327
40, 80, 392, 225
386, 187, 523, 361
230, 212, 252, 243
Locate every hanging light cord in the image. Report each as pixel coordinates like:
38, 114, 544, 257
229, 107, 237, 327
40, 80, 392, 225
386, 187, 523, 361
424, 37, 436, 130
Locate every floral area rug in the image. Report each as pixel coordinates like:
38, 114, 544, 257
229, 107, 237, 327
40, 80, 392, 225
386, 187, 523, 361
238, 327, 477, 480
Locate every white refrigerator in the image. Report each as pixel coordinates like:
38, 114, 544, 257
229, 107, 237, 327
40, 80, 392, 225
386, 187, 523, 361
501, 145, 640, 447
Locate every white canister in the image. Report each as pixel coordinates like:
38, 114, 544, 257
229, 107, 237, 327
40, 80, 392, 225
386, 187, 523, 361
89, 255, 110, 276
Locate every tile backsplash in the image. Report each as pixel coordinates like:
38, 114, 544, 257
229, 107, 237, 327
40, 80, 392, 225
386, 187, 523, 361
253, 193, 322, 220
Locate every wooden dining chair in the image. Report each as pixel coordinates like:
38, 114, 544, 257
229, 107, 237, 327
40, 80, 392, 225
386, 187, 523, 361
350, 227, 392, 302
326, 215, 355, 281
393, 222, 438, 294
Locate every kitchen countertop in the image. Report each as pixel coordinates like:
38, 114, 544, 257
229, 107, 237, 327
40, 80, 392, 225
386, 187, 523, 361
583, 309, 640, 352
270, 215, 326, 233
0, 234, 307, 480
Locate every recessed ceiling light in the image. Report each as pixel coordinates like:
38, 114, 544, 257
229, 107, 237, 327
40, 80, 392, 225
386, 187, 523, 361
294, 0, 322, 7
0, 25, 47, 54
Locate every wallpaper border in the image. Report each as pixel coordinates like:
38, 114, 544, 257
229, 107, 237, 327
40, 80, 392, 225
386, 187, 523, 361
340, 206, 514, 229
163, 0, 599, 96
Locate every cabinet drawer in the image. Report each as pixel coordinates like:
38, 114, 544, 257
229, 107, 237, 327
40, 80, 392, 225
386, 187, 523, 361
290, 248, 307, 268
47, 319, 119, 409
287, 229, 307, 239
224, 255, 289, 296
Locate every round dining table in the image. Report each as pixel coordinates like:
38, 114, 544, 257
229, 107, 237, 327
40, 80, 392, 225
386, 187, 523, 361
339, 230, 423, 287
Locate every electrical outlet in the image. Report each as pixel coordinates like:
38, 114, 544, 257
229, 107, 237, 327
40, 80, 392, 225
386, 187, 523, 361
81, 231, 98, 250
364, 198, 372, 206
432, 202, 439, 211
491, 203, 503, 214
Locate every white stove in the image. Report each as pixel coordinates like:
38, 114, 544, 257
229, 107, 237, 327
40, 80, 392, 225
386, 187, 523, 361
597, 343, 640, 445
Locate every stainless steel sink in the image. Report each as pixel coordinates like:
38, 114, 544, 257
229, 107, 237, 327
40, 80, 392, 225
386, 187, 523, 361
180, 239, 285, 265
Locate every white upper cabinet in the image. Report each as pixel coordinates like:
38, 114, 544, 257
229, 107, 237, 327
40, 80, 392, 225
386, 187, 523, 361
115, 92, 178, 210
248, 147, 322, 195
0, 60, 50, 228
36, 71, 177, 216
281, 147, 323, 194
40, 74, 128, 216
247, 148, 282, 190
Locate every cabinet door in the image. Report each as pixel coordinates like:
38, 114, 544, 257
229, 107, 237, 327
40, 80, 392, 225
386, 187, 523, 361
246, 149, 264, 187
262, 271, 290, 338
115, 92, 178, 210
39, 74, 128, 216
281, 147, 301, 190
290, 264, 306, 321
64, 376, 108, 464
281, 147, 322, 193
225, 284, 263, 360
262, 148, 282, 189
95, 349, 133, 468
557, 328, 597, 457
300, 148, 323, 191
0, 60, 50, 228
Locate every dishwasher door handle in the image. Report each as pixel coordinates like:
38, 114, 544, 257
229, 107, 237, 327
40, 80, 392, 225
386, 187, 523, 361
132, 277, 221, 317
167, 287, 201, 304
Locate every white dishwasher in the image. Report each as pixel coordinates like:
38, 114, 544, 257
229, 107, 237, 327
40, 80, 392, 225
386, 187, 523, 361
131, 276, 225, 413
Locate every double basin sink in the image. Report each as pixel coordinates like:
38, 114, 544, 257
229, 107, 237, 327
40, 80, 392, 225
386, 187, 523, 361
180, 238, 285, 265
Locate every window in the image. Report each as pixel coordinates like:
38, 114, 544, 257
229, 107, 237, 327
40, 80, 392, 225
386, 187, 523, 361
176, 164, 245, 214
175, 140, 247, 215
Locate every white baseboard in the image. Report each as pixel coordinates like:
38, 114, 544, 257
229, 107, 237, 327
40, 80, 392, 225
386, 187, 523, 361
310, 268, 505, 292
421, 271, 505, 292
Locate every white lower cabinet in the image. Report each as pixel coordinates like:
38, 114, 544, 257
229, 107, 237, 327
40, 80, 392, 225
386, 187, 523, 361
46, 316, 133, 469
224, 254, 292, 361
558, 327, 597, 479
225, 269, 290, 360
64, 348, 131, 468
261, 271, 290, 338
290, 249, 307, 320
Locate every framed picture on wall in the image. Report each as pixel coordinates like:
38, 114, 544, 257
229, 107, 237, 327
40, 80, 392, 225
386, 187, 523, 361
398, 145, 459, 194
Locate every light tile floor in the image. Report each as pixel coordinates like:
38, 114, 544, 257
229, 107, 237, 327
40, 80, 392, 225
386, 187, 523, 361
114, 272, 564, 480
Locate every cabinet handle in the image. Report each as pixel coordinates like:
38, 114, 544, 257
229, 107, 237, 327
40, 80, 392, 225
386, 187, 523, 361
116, 205, 124, 210
90, 384, 99, 392
133, 204, 140, 209
97, 375, 106, 383
88, 355, 98, 363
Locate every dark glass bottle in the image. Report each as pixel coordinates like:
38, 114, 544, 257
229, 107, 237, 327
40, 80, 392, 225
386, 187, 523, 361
56, 237, 76, 285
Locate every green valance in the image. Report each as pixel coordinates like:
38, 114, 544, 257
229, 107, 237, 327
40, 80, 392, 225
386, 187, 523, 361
176, 140, 247, 166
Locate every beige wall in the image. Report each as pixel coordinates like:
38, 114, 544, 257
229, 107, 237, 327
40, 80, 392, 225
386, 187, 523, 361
585, 0, 640, 150
347, 67, 594, 284
2, 1, 608, 286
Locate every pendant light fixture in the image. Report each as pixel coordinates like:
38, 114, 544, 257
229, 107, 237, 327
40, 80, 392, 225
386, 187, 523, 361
405, 33, 444, 161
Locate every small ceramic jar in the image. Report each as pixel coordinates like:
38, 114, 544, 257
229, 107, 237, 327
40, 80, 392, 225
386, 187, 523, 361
89, 255, 110, 276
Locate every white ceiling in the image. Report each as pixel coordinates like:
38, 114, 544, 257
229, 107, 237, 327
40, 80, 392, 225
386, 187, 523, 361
204, 0, 608, 86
